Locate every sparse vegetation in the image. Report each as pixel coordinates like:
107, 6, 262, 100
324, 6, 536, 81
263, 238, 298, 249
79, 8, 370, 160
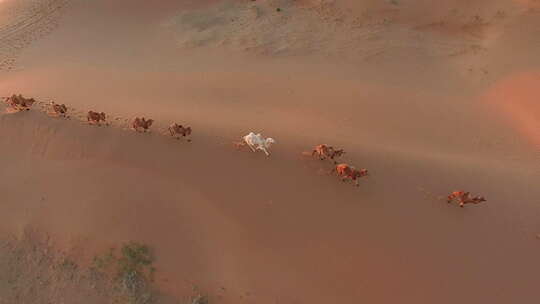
92, 242, 156, 304
188, 295, 209, 304
0, 232, 191, 304
58, 256, 78, 271
92, 247, 116, 271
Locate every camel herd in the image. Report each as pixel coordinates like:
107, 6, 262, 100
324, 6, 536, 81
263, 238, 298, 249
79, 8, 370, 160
307, 144, 367, 186
2, 94, 487, 208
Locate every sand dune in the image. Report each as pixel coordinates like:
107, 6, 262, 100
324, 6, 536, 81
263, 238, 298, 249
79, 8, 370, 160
1, 0, 540, 303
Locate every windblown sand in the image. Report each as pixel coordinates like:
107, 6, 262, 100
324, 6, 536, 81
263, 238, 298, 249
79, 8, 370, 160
1, 0, 539, 303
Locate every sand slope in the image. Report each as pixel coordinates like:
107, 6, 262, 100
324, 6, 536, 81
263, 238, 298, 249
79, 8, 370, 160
1, 0, 540, 303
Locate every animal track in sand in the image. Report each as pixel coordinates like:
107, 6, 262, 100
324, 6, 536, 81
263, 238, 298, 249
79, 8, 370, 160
0, 0, 71, 71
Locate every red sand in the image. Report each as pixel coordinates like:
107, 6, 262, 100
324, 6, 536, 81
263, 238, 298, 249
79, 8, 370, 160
484, 71, 540, 147
1, 0, 539, 303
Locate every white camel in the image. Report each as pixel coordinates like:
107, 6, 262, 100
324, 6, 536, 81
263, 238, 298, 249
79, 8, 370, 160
242, 132, 276, 156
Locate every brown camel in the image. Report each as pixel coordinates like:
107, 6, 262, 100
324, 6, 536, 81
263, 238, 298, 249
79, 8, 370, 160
312, 144, 345, 162
132, 117, 154, 132
5, 94, 36, 111
87, 111, 106, 125
447, 191, 486, 207
333, 163, 368, 186
50, 102, 68, 117
168, 123, 192, 141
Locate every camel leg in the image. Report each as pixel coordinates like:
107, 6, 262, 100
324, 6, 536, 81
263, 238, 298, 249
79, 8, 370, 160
247, 143, 256, 152
260, 147, 270, 156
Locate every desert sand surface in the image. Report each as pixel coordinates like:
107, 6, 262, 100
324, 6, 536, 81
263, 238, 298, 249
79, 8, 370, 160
1, 0, 540, 303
